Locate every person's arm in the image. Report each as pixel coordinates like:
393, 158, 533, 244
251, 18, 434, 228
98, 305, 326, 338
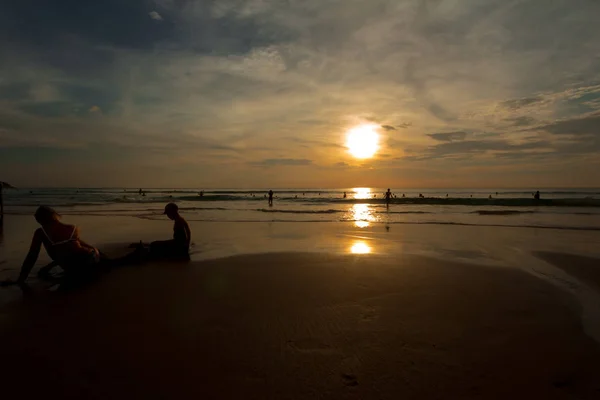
73, 227, 97, 252
183, 220, 191, 247
16, 229, 44, 284
79, 239, 96, 251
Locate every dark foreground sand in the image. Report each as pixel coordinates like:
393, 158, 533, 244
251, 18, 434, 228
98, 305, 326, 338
1, 252, 600, 399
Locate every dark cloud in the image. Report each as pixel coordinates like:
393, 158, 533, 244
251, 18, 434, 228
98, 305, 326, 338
396, 123, 412, 129
404, 139, 552, 161
18, 102, 83, 118
381, 125, 396, 131
505, 116, 536, 127
251, 158, 313, 167
0, 83, 31, 101
500, 96, 544, 110
536, 114, 600, 136
0, 0, 177, 51
427, 131, 468, 142
404, 58, 456, 122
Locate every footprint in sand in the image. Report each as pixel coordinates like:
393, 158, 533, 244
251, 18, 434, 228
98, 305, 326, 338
342, 373, 359, 387
286, 338, 338, 354
360, 305, 378, 321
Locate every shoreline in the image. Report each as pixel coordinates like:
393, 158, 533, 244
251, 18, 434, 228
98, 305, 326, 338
1, 251, 600, 398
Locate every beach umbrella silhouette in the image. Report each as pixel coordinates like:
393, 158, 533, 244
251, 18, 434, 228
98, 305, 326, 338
0, 181, 16, 223
1, 181, 16, 189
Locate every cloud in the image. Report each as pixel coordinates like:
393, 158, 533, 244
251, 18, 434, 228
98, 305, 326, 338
535, 114, 600, 136
404, 139, 553, 161
427, 131, 468, 142
148, 11, 163, 21
505, 116, 536, 127
500, 96, 544, 110
251, 158, 313, 167
89, 105, 101, 113
1, 0, 600, 186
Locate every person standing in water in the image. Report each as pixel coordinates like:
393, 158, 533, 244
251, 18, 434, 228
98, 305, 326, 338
343, 192, 347, 199
385, 188, 393, 205
533, 191, 540, 200
268, 190, 274, 206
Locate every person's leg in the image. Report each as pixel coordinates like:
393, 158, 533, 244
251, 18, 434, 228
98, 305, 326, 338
37, 261, 60, 281
150, 240, 189, 260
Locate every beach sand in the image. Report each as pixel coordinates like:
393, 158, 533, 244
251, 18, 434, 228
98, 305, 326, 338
1, 251, 600, 399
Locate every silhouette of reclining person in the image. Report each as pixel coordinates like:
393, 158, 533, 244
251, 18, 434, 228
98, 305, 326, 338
2, 206, 102, 288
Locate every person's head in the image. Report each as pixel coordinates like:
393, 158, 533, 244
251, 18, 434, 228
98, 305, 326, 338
34, 206, 60, 226
163, 202, 179, 220
387, 188, 390, 191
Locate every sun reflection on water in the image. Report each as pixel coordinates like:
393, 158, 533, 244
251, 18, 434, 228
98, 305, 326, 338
350, 241, 372, 254
353, 187, 372, 199
351, 203, 377, 228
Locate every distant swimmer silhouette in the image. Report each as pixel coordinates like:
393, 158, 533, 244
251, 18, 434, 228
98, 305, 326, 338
268, 190, 274, 206
343, 192, 347, 199
385, 189, 392, 205
533, 190, 540, 200
139, 188, 142, 195
199, 191, 204, 197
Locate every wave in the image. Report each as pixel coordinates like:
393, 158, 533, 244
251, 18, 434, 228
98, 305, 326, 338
255, 208, 341, 214
385, 221, 600, 231
378, 211, 432, 215
128, 217, 600, 232
474, 210, 536, 216
167, 196, 600, 207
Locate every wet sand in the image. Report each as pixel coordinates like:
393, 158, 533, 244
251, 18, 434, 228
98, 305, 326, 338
536, 252, 600, 290
1, 252, 600, 399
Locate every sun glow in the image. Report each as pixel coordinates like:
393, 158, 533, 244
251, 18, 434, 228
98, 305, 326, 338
351, 203, 377, 228
350, 241, 372, 254
346, 124, 379, 159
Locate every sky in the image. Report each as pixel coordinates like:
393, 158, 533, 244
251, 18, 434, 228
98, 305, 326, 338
1, 0, 600, 188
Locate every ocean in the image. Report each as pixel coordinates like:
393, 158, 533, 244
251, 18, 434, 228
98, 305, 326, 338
3, 187, 600, 231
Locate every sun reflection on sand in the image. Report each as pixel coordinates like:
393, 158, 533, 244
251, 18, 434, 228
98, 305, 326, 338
350, 241, 372, 254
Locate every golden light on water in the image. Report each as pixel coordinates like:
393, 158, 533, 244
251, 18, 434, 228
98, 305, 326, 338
351, 203, 377, 228
346, 124, 379, 159
350, 241, 372, 254
353, 187, 372, 199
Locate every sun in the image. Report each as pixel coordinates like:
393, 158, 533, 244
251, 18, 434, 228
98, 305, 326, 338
346, 124, 380, 159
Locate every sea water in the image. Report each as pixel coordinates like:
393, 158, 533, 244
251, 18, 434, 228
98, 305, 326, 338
2, 187, 600, 230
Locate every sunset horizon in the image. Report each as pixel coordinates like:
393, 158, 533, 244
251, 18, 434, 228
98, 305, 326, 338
2, 1, 600, 399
